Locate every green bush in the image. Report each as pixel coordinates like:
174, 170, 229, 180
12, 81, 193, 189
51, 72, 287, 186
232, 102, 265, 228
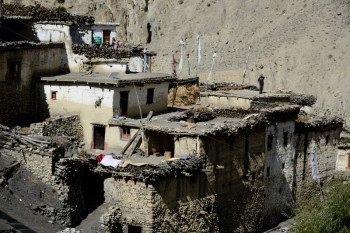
293, 180, 350, 233
54, 4, 67, 13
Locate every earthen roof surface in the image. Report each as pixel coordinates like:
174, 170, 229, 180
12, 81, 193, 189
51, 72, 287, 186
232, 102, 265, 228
109, 105, 301, 135
201, 89, 290, 100
40, 72, 176, 86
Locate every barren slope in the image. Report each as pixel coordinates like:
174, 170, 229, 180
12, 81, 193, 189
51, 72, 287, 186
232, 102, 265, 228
6, 0, 350, 118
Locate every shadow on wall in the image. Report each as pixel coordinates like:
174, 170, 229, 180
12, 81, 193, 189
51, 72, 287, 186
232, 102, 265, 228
0, 46, 70, 127
1, 19, 39, 42
204, 132, 267, 233
59, 160, 105, 227
35, 82, 51, 123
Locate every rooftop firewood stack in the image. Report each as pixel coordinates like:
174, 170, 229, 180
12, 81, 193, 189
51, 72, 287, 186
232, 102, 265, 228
2, 3, 94, 27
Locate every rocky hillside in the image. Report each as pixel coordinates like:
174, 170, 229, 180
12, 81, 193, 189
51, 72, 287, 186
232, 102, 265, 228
5, 0, 350, 118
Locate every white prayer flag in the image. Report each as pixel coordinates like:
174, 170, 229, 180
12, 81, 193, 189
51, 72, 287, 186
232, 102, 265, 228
311, 141, 320, 183
178, 40, 186, 75
197, 34, 201, 65
207, 53, 217, 81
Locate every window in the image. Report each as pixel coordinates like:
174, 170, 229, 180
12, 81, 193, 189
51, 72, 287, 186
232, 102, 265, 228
146, 88, 154, 104
120, 126, 131, 140
51, 91, 57, 100
8, 61, 21, 80
283, 131, 289, 147
120, 91, 129, 116
266, 166, 270, 177
267, 135, 273, 151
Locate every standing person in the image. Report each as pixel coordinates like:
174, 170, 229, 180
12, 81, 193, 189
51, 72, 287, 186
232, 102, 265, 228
112, 37, 119, 49
257, 74, 265, 94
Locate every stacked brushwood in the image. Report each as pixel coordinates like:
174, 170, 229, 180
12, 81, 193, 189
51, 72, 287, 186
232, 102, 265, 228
97, 156, 201, 182
0, 41, 63, 50
2, 4, 94, 27
72, 44, 147, 59
215, 108, 259, 118
290, 92, 317, 106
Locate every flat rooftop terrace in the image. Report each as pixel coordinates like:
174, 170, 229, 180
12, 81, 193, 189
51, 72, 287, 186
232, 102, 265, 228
201, 89, 290, 100
40, 72, 175, 86
109, 105, 301, 136
200, 89, 291, 109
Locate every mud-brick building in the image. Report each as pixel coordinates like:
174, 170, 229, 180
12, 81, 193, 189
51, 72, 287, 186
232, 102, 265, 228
37, 72, 176, 151
0, 42, 67, 126
105, 104, 343, 232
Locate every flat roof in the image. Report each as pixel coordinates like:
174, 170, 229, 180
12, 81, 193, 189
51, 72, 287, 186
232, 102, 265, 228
201, 89, 290, 100
40, 72, 176, 86
94, 22, 120, 26
0, 41, 65, 51
109, 105, 301, 136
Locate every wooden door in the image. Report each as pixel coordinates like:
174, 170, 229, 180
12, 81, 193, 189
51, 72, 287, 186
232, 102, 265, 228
103, 30, 111, 43
94, 126, 105, 150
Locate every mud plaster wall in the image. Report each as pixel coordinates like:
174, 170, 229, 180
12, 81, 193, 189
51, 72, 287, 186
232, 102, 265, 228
336, 148, 350, 171
294, 127, 341, 199
0, 46, 64, 126
198, 129, 266, 233
103, 174, 219, 233
174, 136, 198, 157
33, 23, 78, 72
263, 121, 295, 228
200, 95, 252, 109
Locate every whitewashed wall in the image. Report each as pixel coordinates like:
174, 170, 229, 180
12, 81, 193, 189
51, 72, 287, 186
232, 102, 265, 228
93, 63, 127, 73
34, 23, 81, 72
92, 25, 117, 44
42, 81, 170, 151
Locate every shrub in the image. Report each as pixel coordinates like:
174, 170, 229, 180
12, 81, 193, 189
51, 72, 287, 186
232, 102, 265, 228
293, 180, 350, 233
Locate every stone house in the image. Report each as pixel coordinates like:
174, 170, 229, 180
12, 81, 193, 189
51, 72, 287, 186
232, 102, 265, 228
105, 99, 343, 232
0, 42, 67, 126
37, 72, 176, 152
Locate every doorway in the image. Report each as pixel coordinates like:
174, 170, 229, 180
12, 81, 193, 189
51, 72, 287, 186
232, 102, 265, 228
120, 91, 129, 116
93, 125, 105, 150
103, 30, 111, 43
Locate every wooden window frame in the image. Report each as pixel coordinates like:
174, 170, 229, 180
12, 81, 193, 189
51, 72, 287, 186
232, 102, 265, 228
8, 60, 21, 80
51, 91, 57, 100
120, 126, 131, 140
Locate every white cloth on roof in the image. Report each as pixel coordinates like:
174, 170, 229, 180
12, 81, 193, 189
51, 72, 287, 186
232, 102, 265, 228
100, 155, 123, 168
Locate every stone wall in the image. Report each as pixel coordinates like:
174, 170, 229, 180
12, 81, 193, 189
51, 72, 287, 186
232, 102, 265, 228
0, 44, 66, 126
0, 125, 104, 227
198, 129, 266, 233
102, 174, 219, 233
29, 115, 84, 142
